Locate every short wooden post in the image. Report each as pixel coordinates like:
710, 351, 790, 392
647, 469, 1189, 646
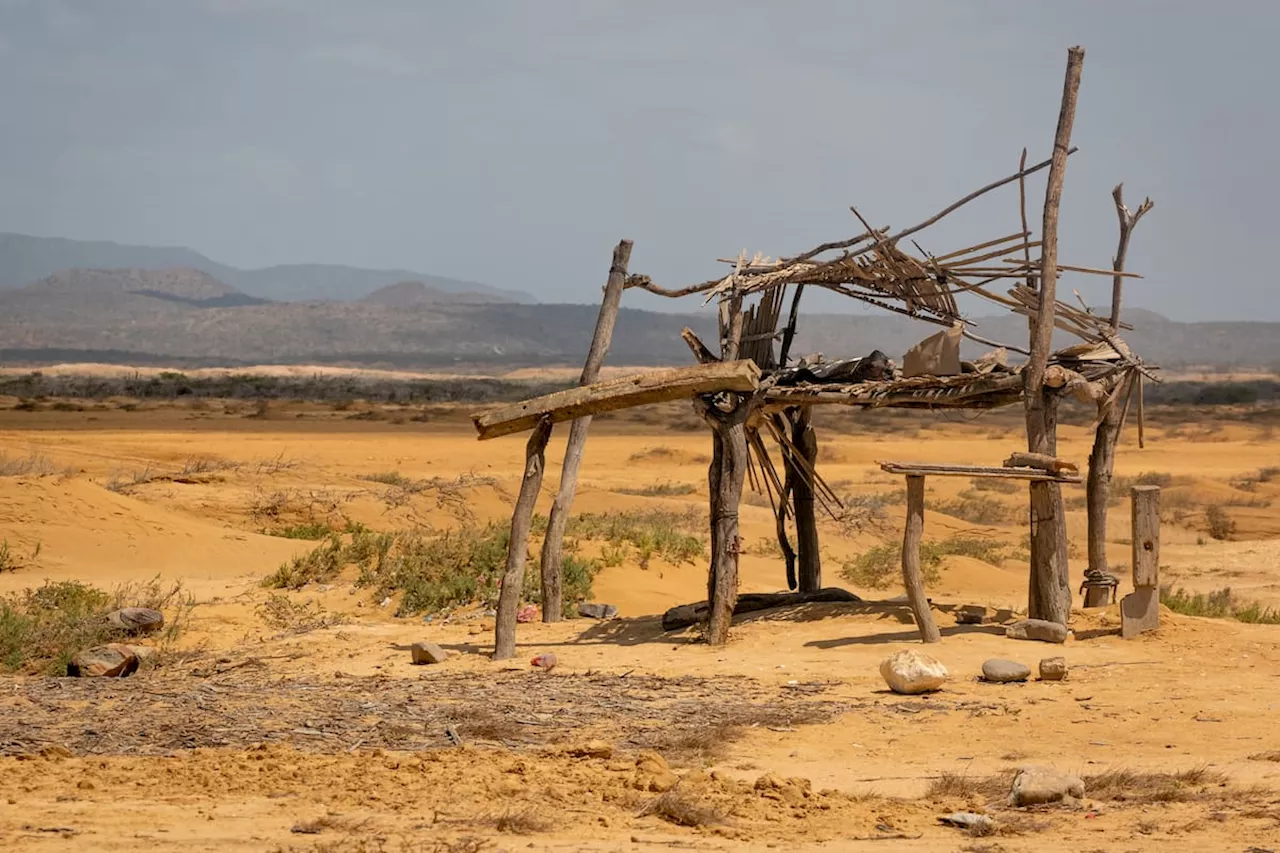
902, 475, 941, 643
791, 408, 822, 592
494, 416, 553, 660
540, 239, 632, 622
1121, 485, 1160, 638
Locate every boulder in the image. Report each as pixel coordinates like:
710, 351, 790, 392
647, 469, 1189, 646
577, 602, 619, 620
67, 644, 140, 678
1005, 619, 1069, 644
1038, 656, 1068, 681
1009, 766, 1085, 806
125, 645, 158, 663
106, 607, 165, 635
410, 641, 449, 665
981, 658, 1031, 683
879, 649, 948, 695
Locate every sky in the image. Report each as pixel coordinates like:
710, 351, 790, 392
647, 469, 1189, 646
1, 0, 1276, 321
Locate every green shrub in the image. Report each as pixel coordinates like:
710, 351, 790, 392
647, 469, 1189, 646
1160, 586, 1280, 625
614, 482, 698, 497
562, 509, 705, 568
0, 578, 189, 675
263, 535, 347, 589
267, 521, 340, 540
840, 536, 1010, 590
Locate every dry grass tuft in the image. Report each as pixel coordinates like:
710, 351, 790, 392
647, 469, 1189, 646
637, 789, 725, 827
256, 594, 347, 634
926, 771, 1012, 801
474, 807, 552, 835
1082, 766, 1227, 803
1248, 750, 1280, 762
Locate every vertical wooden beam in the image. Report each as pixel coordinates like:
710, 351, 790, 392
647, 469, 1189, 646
704, 403, 749, 644
493, 416, 553, 660
1130, 485, 1160, 587
1121, 485, 1160, 638
791, 408, 822, 592
539, 240, 633, 622
902, 475, 941, 643
1025, 45, 1084, 626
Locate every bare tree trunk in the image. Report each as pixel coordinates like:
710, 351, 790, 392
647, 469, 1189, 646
791, 408, 821, 592
540, 240, 632, 621
705, 402, 749, 644
1086, 390, 1121, 574
902, 475, 942, 643
494, 416, 553, 660
1024, 46, 1084, 626
1086, 185, 1152, 578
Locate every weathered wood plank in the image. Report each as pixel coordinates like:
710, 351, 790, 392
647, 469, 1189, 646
1131, 485, 1160, 588
879, 461, 1083, 483
472, 360, 760, 440
903, 475, 942, 643
1003, 451, 1079, 475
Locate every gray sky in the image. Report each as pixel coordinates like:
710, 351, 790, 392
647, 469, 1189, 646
1, 0, 1276, 320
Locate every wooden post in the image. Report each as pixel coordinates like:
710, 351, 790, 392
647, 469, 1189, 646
704, 402, 749, 644
1121, 485, 1160, 638
902, 475, 941, 643
539, 240, 632, 622
1024, 46, 1084, 626
791, 408, 822, 592
493, 416, 553, 660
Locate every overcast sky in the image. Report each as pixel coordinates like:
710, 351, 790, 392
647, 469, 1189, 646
1, 1, 1275, 320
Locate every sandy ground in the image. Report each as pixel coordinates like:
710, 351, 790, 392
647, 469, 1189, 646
1, 398, 1279, 852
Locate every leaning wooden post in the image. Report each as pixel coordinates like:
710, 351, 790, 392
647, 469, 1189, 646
902, 475, 941, 643
1086, 186, 1153, 583
539, 239, 633, 622
494, 416, 553, 660
791, 408, 822, 592
1120, 485, 1160, 638
1024, 46, 1084, 626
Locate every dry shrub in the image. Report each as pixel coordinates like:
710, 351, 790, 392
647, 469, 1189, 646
475, 806, 552, 834
637, 789, 725, 827
1205, 505, 1236, 540
256, 594, 347, 634
926, 771, 1012, 801
1082, 766, 1227, 803
0, 452, 67, 477
1248, 750, 1280, 762
969, 477, 1019, 495
649, 723, 742, 765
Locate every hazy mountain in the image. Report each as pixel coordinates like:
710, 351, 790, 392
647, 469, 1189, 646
0, 270, 1276, 371
0, 232, 533, 304
359, 280, 513, 307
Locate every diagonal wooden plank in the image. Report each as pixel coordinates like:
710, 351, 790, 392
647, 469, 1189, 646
471, 360, 760, 440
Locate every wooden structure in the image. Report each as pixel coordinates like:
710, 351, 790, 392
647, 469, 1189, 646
1121, 485, 1161, 638
472, 45, 1159, 658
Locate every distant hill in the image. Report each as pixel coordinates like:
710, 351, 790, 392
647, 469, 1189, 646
0, 270, 1276, 371
360, 280, 513, 307
0, 232, 534, 304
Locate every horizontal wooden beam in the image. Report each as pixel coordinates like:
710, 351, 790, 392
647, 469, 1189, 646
471, 360, 761, 440
879, 460, 1083, 483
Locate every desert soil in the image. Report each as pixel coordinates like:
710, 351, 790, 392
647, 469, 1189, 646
1, 396, 1279, 852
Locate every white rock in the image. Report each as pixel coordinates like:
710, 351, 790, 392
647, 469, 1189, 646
879, 649, 949, 695
1009, 765, 1085, 806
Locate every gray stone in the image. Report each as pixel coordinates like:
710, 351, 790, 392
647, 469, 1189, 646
982, 658, 1031, 683
1038, 656, 1068, 681
1005, 618, 1069, 644
1009, 765, 1085, 806
106, 607, 165, 635
879, 649, 948, 695
410, 641, 449, 665
578, 602, 619, 620
1121, 587, 1159, 639
939, 812, 995, 833
67, 644, 139, 678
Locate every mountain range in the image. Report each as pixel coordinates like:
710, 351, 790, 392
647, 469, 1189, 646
0, 232, 534, 304
0, 233, 1277, 372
